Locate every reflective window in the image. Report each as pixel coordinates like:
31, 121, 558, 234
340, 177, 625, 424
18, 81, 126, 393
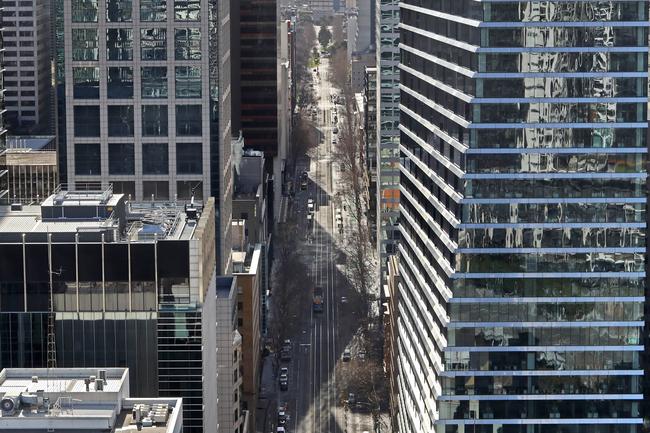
73, 67, 99, 99
175, 66, 201, 98
140, 0, 166, 22
174, 0, 200, 21
143, 181, 169, 200
142, 105, 168, 136
141, 28, 167, 60
73, 105, 100, 137
112, 181, 136, 198
75, 143, 101, 175
141, 67, 168, 98
142, 142, 169, 174
176, 142, 202, 174
177, 181, 203, 200
107, 105, 134, 137
107, 67, 133, 99
107, 28, 133, 61
72, 29, 99, 61
175, 105, 202, 136
71, 0, 98, 22
108, 143, 135, 175
175, 28, 201, 60
106, 0, 132, 22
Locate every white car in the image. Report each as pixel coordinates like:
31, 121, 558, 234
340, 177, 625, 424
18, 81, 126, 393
307, 198, 315, 213
342, 349, 351, 362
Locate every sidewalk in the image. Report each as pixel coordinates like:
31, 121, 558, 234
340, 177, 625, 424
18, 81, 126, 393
256, 354, 278, 433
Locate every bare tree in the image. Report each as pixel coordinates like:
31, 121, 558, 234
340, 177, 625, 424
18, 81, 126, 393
269, 221, 310, 352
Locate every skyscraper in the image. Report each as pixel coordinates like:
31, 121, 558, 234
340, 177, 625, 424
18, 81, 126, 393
1, 0, 53, 135
61, 0, 231, 273
231, 0, 278, 156
375, 0, 399, 283
0, 3, 8, 202
398, 2, 646, 432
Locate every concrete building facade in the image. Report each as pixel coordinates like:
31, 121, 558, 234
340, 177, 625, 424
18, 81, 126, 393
60, 0, 233, 273
1, 0, 53, 135
3, 136, 57, 203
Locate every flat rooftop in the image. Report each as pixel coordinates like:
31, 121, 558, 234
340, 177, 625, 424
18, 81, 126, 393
0, 369, 182, 433
0, 187, 205, 242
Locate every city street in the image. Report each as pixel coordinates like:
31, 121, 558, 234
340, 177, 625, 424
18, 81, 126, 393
265, 40, 376, 433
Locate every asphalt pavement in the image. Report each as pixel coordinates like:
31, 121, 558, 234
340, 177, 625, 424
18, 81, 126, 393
261, 35, 377, 433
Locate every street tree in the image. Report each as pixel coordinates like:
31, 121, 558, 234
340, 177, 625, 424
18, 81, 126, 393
318, 27, 332, 48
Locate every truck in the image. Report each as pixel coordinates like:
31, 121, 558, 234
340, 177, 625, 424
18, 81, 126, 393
313, 286, 324, 313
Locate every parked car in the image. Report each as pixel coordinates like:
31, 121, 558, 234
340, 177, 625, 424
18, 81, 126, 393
342, 349, 351, 362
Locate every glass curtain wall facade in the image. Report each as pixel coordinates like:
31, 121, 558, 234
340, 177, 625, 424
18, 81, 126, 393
397, 2, 647, 433
0, 5, 7, 203
236, 0, 278, 155
376, 0, 400, 282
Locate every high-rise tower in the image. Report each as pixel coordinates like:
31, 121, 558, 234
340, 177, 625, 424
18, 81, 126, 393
60, 0, 231, 273
398, 2, 647, 432
375, 0, 400, 284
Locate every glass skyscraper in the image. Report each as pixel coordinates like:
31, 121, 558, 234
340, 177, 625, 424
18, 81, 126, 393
376, 0, 400, 282
397, 2, 647, 432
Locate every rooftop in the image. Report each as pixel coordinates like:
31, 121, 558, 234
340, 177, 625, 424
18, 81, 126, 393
0, 368, 182, 432
0, 186, 207, 243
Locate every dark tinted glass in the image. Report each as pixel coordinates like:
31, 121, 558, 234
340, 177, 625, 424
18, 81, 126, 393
108, 143, 135, 175
107, 67, 133, 98
74, 143, 101, 175
142, 105, 168, 136
107, 105, 134, 136
142, 142, 168, 174
74, 105, 100, 137
176, 142, 202, 174
175, 105, 202, 136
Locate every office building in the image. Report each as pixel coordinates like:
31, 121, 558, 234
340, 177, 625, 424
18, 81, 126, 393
398, 2, 646, 432
1, 0, 53, 135
233, 244, 263, 433
61, 0, 233, 273
375, 0, 399, 284
364, 67, 377, 226
216, 276, 248, 433
309, 0, 335, 16
3, 136, 57, 203
0, 187, 220, 433
231, 0, 278, 156
0, 368, 183, 433
383, 255, 399, 431
0, 9, 8, 203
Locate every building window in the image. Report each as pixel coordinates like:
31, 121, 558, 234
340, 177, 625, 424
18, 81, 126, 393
140, 0, 166, 22
73, 67, 100, 99
141, 67, 168, 98
112, 181, 136, 198
71, 0, 98, 22
143, 181, 170, 200
177, 181, 203, 200
175, 28, 201, 60
106, 28, 133, 61
107, 67, 133, 99
73, 106, 100, 137
75, 143, 101, 175
175, 66, 201, 98
72, 29, 99, 61
174, 0, 200, 21
142, 105, 168, 136
107, 105, 134, 137
142, 143, 169, 174
109, 143, 135, 174
176, 143, 202, 174
175, 105, 202, 136
106, 0, 132, 22
141, 28, 167, 60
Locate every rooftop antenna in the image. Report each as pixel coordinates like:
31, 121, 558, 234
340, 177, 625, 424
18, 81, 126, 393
47, 233, 63, 370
